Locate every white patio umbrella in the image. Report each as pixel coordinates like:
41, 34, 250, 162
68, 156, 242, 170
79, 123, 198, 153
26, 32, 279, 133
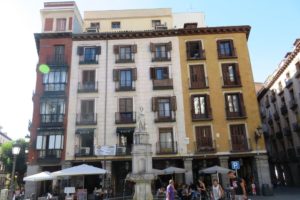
198, 165, 231, 182
152, 168, 165, 175
163, 166, 186, 175
23, 171, 54, 182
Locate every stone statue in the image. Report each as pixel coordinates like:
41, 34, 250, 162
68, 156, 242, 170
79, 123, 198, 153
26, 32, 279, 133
137, 106, 146, 131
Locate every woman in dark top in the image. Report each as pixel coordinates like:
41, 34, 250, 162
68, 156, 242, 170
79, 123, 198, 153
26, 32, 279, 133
197, 179, 207, 199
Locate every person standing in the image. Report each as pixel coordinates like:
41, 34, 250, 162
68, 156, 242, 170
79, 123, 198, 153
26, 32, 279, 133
166, 179, 176, 200
196, 178, 207, 200
227, 171, 247, 200
211, 179, 224, 200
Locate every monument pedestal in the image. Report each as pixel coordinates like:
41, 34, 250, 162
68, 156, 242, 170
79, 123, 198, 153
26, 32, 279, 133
127, 174, 154, 200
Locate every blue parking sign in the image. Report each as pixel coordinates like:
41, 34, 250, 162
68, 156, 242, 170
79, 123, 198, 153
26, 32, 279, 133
231, 161, 240, 170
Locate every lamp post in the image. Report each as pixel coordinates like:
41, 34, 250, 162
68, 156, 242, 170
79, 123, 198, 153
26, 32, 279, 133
9, 144, 21, 200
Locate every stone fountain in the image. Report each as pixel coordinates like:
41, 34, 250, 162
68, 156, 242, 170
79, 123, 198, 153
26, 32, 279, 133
126, 107, 154, 200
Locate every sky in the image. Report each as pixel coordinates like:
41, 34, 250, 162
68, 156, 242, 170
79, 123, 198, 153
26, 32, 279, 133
0, 0, 299, 140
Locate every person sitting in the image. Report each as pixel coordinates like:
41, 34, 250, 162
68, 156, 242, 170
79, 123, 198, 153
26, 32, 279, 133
182, 184, 192, 200
156, 186, 166, 198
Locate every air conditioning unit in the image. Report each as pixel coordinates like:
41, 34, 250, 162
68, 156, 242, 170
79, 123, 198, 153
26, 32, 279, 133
86, 27, 99, 33
155, 24, 167, 30
80, 147, 90, 155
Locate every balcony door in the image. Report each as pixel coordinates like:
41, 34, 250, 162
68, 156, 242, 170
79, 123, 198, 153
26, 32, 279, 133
190, 65, 206, 88
82, 70, 96, 90
120, 70, 132, 88
230, 124, 247, 151
159, 128, 174, 152
54, 45, 65, 64
81, 100, 95, 122
195, 126, 213, 151
119, 98, 133, 122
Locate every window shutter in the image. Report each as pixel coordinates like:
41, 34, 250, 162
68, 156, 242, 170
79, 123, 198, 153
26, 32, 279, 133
44, 18, 53, 31
186, 42, 191, 59
113, 69, 119, 81
224, 94, 229, 116
221, 64, 229, 85
127, 98, 133, 112
239, 93, 246, 116
96, 46, 101, 55
163, 67, 169, 79
113, 45, 119, 54
132, 45, 137, 53
77, 47, 84, 56
191, 95, 195, 115
68, 17, 73, 30
206, 95, 212, 118
119, 99, 126, 112
166, 42, 172, 51
171, 96, 177, 111
150, 43, 155, 52
152, 97, 157, 111
234, 63, 241, 85
150, 67, 156, 79
132, 68, 137, 81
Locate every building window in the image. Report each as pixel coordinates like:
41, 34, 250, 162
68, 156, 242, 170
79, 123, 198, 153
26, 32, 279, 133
229, 124, 250, 152
77, 46, 101, 64
157, 128, 177, 154
48, 45, 65, 65
113, 68, 137, 91
221, 63, 241, 87
120, 46, 132, 60
90, 22, 100, 29
195, 126, 214, 152
43, 70, 67, 92
44, 18, 53, 31
217, 39, 236, 58
152, 20, 161, 27
191, 94, 212, 120
150, 67, 173, 90
186, 41, 205, 60
75, 129, 94, 157
78, 70, 97, 92
225, 93, 246, 118
40, 98, 65, 124
36, 130, 64, 159
150, 42, 172, 62
112, 21, 121, 29
77, 100, 96, 125
189, 65, 207, 89
56, 18, 66, 31
114, 45, 136, 63
152, 97, 176, 122
118, 98, 133, 122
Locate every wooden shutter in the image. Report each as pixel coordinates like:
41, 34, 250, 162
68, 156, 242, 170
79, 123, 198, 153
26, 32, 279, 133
68, 17, 73, 30
96, 46, 101, 55
77, 47, 84, 56
119, 99, 126, 112
163, 67, 169, 79
191, 95, 195, 115
152, 97, 157, 111
230, 124, 246, 150
186, 42, 191, 59
83, 70, 95, 82
113, 45, 119, 54
195, 126, 212, 148
224, 94, 229, 117
150, 43, 155, 52
166, 42, 172, 51
221, 63, 230, 85
131, 45, 137, 53
127, 98, 133, 112
150, 67, 156, 79
234, 63, 241, 85
132, 68, 137, 81
44, 18, 53, 31
171, 96, 177, 111
113, 69, 119, 81
119, 98, 132, 112
190, 65, 205, 88
239, 93, 246, 116
205, 95, 212, 118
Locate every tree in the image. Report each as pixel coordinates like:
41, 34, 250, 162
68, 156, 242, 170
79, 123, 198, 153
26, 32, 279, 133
0, 139, 28, 187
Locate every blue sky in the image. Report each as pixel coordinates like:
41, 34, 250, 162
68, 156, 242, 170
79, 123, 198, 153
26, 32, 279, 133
0, 0, 299, 139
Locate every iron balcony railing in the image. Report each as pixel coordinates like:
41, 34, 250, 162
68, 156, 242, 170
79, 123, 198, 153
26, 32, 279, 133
229, 138, 252, 152
152, 52, 171, 62
189, 77, 209, 89
78, 82, 98, 93
156, 141, 178, 154
280, 104, 288, 115
37, 149, 62, 160
115, 54, 135, 63
271, 92, 277, 102
40, 114, 64, 126
191, 110, 212, 121
43, 83, 66, 93
75, 146, 94, 157
76, 113, 97, 125
194, 140, 216, 154
187, 49, 206, 60
154, 111, 176, 123
46, 54, 68, 67
217, 47, 237, 59
79, 54, 99, 64
289, 98, 298, 110
226, 106, 247, 119
152, 79, 173, 90
116, 145, 132, 156
115, 112, 136, 124
115, 81, 136, 91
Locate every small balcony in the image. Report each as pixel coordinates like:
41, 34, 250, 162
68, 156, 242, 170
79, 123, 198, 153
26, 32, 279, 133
79, 56, 99, 65
280, 104, 288, 115
192, 111, 212, 121
187, 49, 206, 60
46, 54, 67, 67
115, 55, 135, 63
115, 81, 136, 92
226, 107, 247, 119
217, 48, 237, 59
289, 99, 298, 110
116, 145, 132, 156
37, 149, 62, 163
271, 92, 277, 102
153, 79, 173, 90
283, 127, 292, 137
75, 146, 94, 157
273, 111, 280, 121
292, 122, 300, 133
156, 141, 178, 154
194, 140, 216, 154
152, 53, 171, 62
189, 77, 209, 89
285, 78, 293, 88
229, 138, 252, 152
40, 114, 64, 126
76, 113, 97, 125
115, 112, 136, 124
78, 82, 98, 93
154, 111, 176, 123
44, 83, 66, 94
275, 131, 283, 139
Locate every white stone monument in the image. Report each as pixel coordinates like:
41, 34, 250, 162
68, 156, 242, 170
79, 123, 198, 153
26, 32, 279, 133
127, 107, 154, 200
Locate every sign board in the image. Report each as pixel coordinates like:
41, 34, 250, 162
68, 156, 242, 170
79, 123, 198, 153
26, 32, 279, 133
231, 161, 240, 170
95, 145, 116, 156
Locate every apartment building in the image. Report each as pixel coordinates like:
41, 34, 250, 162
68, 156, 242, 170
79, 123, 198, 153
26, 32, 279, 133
26, 1, 271, 196
257, 39, 300, 186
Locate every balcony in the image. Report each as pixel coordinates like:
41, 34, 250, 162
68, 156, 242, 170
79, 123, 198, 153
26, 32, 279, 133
115, 82, 136, 92
153, 79, 173, 90
289, 99, 298, 110
273, 111, 280, 121
194, 140, 216, 154
217, 48, 237, 59
156, 141, 178, 154
189, 77, 209, 89
40, 114, 64, 126
187, 49, 206, 60
287, 148, 297, 162
275, 131, 283, 139
271, 92, 277, 102
226, 107, 247, 119
116, 145, 132, 156
152, 53, 171, 62
280, 104, 288, 115
192, 111, 212, 121
285, 78, 293, 88
75, 146, 94, 157
37, 149, 61, 163
78, 82, 98, 93
292, 122, 300, 133
154, 111, 176, 123
283, 127, 292, 137
115, 112, 136, 124
79, 56, 99, 65
46, 54, 67, 67
44, 83, 66, 94
229, 138, 252, 152
76, 113, 97, 125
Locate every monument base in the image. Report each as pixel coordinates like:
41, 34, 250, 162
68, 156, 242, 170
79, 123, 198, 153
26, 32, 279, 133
127, 173, 154, 200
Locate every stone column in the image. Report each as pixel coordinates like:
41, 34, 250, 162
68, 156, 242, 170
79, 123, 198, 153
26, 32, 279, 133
25, 165, 39, 198
254, 155, 273, 193
219, 156, 229, 188
184, 158, 193, 184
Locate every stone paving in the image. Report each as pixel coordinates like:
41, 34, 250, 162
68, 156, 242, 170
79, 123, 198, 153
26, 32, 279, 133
249, 186, 300, 200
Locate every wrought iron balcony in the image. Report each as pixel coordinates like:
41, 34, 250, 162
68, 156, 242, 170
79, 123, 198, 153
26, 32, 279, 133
283, 127, 292, 137
37, 149, 62, 163
154, 111, 176, 123
191, 111, 212, 121
115, 55, 135, 63
115, 112, 136, 124
217, 48, 237, 59
229, 138, 252, 152
280, 104, 288, 115
75, 146, 94, 157
292, 123, 300, 133
40, 114, 64, 126
46, 54, 67, 67
79, 55, 99, 65
285, 78, 293, 88
265, 100, 270, 108
76, 113, 97, 125
194, 140, 216, 154
156, 141, 178, 154
116, 145, 132, 156
152, 79, 173, 90
189, 77, 209, 89
187, 49, 206, 60
78, 82, 98, 93
289, 98, 298, 110
226, 107, 247, 119
115, 81, 136, 91
152, 52, 171, 62
273, 111, 280, 121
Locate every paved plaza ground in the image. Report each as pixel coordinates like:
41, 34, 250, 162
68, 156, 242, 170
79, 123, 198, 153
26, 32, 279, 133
249, 186, 300, 200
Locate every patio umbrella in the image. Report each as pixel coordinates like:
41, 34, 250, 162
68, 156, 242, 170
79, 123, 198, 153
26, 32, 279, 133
198, 165, 231, 182
152, 168, 165, 175
163, 166, 186, 175
23, 171, 54, 182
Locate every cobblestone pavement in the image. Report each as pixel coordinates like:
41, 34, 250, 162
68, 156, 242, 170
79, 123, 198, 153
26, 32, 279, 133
249, 186, 300, 200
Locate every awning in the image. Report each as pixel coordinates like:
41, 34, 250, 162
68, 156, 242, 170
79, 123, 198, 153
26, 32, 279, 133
116, 127, 135, 135
75, 128, 95, 134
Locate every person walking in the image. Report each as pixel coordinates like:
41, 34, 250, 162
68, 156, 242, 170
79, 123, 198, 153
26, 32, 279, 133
166, 179, 176, 200
227, 171, 247, 200
211, 179, 224, 200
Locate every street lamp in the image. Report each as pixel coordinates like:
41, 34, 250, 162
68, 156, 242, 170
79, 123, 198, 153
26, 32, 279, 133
25, 134, 30, 154
9, 144, 21, 200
